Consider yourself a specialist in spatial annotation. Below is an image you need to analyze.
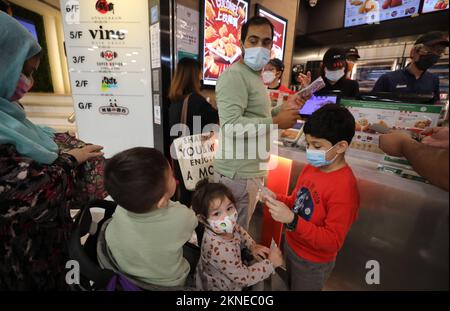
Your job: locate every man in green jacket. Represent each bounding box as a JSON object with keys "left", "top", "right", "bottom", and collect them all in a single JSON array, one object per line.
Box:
[{"left": 214, "top": 16, "right": 308, "bottom": 230}]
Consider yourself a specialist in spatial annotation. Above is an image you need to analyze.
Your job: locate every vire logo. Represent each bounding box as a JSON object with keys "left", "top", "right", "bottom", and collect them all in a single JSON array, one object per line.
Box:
[
  {"left": 99, "top": 98, "right": 129, "bottom": 116},
  {"left": 89, "top": 26, "right": 126, "bottom": 40}
]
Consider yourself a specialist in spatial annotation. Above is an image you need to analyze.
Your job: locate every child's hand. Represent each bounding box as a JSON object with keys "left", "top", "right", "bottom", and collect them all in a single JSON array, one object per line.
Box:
[
  {"left": 257, "top": 187, "right": 276, "bottom": 203},
  {"left": 268, "top": 246, "right": 283, "bottom": 268},
  {"left": 266, "top": 199, "right": 295, "bottom": 224},
  {"left": 251, "top": 244, "right": 270, "bottom": 261}
]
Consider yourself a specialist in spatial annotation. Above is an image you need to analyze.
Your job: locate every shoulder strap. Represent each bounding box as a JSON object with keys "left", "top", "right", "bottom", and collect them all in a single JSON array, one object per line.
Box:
[{"left": 180, "top": 93, "right": 191, "bottom": 126}]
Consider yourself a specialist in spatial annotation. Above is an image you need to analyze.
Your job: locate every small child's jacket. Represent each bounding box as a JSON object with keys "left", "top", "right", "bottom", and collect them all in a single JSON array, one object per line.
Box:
[
  {"left": 278, "top": 164, "right": 360, "bottom": 263},
  {"left": 195, "top": 224, "right": 274, "bottom": 291}
]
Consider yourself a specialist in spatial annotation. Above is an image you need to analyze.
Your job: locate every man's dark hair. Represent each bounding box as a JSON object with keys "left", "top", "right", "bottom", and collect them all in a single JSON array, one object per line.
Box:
[
  {"left": 240, "top": 16, "right": 274, "bottom": 43},
  {"left": 104, "top": 147, "right": 170, "bottom": 213},
  {"left": 304, "top": 104, "right": 356, "bottom": 145}
]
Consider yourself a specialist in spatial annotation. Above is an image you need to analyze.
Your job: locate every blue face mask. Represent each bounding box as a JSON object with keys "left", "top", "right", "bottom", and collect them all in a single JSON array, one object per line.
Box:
[
  {"left": 244, "top": 47, "right": 271, "bottom": 72},
  {"left": 306, "top": 145, "right": 338, "bottom": 168}
]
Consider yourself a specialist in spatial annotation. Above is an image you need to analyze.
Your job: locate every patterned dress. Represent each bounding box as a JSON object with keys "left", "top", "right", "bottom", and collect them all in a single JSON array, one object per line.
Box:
[
  {"left": 0, "top": 132, "right": 106, "bottom": 290},
  {"left": 195, "top": 224, "right": 274, "bottom": 291}
]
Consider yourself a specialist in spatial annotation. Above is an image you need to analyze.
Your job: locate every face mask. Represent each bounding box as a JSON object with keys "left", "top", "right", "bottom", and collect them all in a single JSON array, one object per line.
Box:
[
  {"left": 415, "top": 54, "right": 440, "bottom": 71},
  {"left": 208, "top": 211, "right": 238, "bottom": 234},
  {"left": 10, "top": 74, "right": 33, "bottom": 101},
  {"left": 306, "top": 145, "right": 338, "bottom": 168},
  {"left": 262, "top": 70, "right": 277, "bottom": 85},
  {"left": 244, "top": 47, "right": 271, "bottom": 72},
  {"left": 325, "top": 68, "right": 345, "bottom": 82}
]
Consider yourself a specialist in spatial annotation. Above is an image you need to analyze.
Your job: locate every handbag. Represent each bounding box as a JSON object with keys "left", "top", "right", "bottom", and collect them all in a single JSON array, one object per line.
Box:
[{"left": 173, "top": 94, "right": 216, "bottom": 191}]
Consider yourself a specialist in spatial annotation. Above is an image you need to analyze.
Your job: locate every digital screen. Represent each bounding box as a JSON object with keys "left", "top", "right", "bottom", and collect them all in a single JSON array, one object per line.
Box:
[
  {"left": 256, "top": 5, "right": 288, "bottom": 62},
  {"left": 202, "top": 0, "right": 249, "bottom": 86},
  {"left": 300, "top": 95, "right": 339, "bottom": 116},
  {"left": 15, "top": 16, "right": 39, "bottom": 42},
  {"left": 344, "top": 0, "right": 421, "bottom": 28},
  {"left": 422, "top": 0, "right": 449, "bottom": 13}
]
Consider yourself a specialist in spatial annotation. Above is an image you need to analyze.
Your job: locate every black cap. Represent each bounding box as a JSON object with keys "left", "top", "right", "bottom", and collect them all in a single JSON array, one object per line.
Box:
[
  {"left": 415, "top": 31, "right": 449, "bottom": 47},
  {"left": 345, "top": 47, "right": 360, "bottom": 59},
  {"left": 268, "top": 58, "right": 285, "bottom": 72},
  {"left": 323, "top": 48, "right": 347, "bottom": 70}
]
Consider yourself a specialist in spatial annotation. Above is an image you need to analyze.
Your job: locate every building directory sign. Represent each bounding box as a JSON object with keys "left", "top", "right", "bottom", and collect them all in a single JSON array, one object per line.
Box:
[{"left": 60, "top": 0, "right": 154, "bottom": 157}]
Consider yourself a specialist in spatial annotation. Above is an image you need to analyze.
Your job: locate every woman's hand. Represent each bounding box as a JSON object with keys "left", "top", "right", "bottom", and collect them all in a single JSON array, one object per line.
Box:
[
  {"left": 379, "top": 131, "right": 413, "bottom": 157},
  {"left": 251, "top": 244, "right": 270, "bottom": 261},
  {"left": 421, "top": 127, "right": 449, "bottom": 149},
  {"left": 65, "top": 145, "right": 104, "bottom": 164}
]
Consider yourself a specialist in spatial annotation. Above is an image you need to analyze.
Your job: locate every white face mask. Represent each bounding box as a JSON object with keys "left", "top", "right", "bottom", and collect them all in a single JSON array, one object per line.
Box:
[
  {"left": 243, "top": 47, "right": 271, "bottom": 72},
  {"left": 262, "top": 70, "right": 277, "bottom": 85},
  {"left": 207, "top": 211, "right": 238, "bottom": 234},
  {"left": 325, "top": 68, "right": 345, "bottom": 82}
]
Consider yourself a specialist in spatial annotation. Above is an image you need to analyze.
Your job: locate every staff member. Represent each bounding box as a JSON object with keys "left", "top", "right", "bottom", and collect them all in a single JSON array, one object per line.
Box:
[
  {"left": 345, "top": 47, "right": 360, "bottom": 79},
  {"left": 214, "top": 16, "right": 309, "bottom": 230},
  {"left": 317, "top": 47, "right": 360, "bottom": 98},
  {"left": 373, "top": 31, "right": 449, "bottom": 104}
]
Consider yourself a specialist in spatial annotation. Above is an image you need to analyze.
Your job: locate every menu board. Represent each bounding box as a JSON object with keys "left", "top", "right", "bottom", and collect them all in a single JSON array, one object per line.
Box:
[
  {"left": 341, "top": 99, "right": 442, "bottom": 154},
  {"left": 256, "top": 5, "right": 288, "bottom": 62},
  {"left": 201, "top": 0, "right": 249, "bottom": 86},
  {"left": 422, "top": 0, "right": 449, "bottom": 13},
  {"left": 60, "top": 0, "right": 154, "bottom": 157},
  {"left": 344, "top": 0, "right": 421, "bottom": 28}
]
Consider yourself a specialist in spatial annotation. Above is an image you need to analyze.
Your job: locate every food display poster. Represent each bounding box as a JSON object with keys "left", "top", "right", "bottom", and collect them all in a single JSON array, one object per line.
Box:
[
  {"left": 344, "top": 0, "right": 421, "bottom": 28},
  {"left": 422, "top": 0, "right": 449, "bottom": 13},
  {"left": 60, "top": 0, "right": 154, "bottom": 157},
  {"left": 341, "top": 99, "right": 442, "bottom": 154},
  {"left": 201, "top": 0, "right": 249, "bottom": 86},
  {"left": 256, "top": 5, "right": 288, "bottom": 62}
]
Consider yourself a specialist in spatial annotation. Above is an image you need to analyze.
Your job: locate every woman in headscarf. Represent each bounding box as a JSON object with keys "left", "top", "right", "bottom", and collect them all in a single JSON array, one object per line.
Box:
[{"left": 0, "top": 12, "right": 107, "bottom": 290}]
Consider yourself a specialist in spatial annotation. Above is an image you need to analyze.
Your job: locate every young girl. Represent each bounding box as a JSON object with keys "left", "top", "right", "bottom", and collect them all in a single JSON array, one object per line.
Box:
[{"left": 192, "top": 180, "right": 283, "bottom": 291}]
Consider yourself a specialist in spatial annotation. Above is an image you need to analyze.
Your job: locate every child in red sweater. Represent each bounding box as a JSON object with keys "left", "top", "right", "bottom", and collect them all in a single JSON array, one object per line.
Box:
[{"left": 263, "top": 104, "right": 360, "bottom": 291}]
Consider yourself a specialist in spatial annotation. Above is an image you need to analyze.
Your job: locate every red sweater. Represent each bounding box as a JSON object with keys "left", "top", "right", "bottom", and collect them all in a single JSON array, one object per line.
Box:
[{"left": 277, "top": 164, "right": 360, "bottom": 263}]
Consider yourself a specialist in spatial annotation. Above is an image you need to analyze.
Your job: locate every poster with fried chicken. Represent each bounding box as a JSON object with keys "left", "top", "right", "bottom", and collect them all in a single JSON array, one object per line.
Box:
[
  {"left": 344, "top": 0, "right": 421, "bottom": 28},
  {"left": 422, "top": 0, "right": 449, "bottom": 13},
  {"left": 202, "top": 0, "right": 249, "bottom": 86},
  {"left": 256, "top": 6, "right": 288, "bottom": 62}
]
